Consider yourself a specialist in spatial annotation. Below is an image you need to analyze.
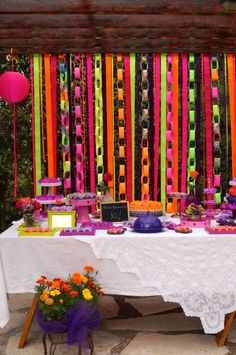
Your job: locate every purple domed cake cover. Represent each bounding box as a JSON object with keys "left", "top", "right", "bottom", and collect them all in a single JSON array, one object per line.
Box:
[{"left": 133, "top": 214, "right": 163, "bottom": 232}]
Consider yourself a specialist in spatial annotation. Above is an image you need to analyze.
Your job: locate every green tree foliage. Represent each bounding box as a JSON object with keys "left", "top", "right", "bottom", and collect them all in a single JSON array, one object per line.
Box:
[{"left": 0, "top": 54, "right": 33, "bottom": 231}]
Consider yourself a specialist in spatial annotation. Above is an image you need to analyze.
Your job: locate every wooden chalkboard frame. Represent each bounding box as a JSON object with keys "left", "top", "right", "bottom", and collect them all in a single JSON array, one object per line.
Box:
[{"left": 100, "top": 202, "right": 129, "bottom": 223}]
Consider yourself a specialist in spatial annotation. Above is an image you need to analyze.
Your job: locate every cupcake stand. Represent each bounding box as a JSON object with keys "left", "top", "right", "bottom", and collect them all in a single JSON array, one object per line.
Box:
[
  {"left": 35, "top": 178, "right": 65, "bottom": 219},
  {"left": 69, "top": 194, "right": 98, "bottom": 223}
]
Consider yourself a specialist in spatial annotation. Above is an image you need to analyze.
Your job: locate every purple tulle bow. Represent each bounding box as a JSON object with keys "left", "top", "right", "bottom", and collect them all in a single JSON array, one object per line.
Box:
[{"left": 36, "top": 302, "right": 103, "bottom": 348}]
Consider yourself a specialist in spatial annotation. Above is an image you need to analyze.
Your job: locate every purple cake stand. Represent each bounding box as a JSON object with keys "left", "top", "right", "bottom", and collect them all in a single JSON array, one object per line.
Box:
[{"left": 69, "top": 198, "right": 97, "bottom": 223}]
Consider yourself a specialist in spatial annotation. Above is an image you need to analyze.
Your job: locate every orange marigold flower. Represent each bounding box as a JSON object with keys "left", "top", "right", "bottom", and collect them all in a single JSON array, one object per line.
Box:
[
  {"left": 189, "top": 171, "right": 199, "bottom": 179},
  {"left": 52, "top": 280, "right": 61, "bottom": 289},
  {"left": 40, "top": 294, "right": 48, "bottom": 301},
  {"left": 46, "top": 281, "right": 52, "bottom": 287},
  {"left": 71, "top": 272, "right": 82, "bottom": 284},
  {"left": 83, "top": 265, "right": 94, "bottom": 273},
  {"left": 70, "top": 290, "right": 78, "bottom": 298},
  {"left": 62, "top": 284, "right": 71, "bottom": 292},
  {"left": 45, "top": 298, "right": 54, "bottom": 305},
  {"left": 40, "top": 275, "right": 47, "bottom": 280},
  {"left": 81, "top": 276, "right": 88, "bottom": 283}
]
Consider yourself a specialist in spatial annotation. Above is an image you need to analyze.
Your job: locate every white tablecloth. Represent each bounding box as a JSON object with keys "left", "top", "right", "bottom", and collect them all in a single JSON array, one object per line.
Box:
[{"left": 1, "top": 221, "right": 236, "bottom": 334}]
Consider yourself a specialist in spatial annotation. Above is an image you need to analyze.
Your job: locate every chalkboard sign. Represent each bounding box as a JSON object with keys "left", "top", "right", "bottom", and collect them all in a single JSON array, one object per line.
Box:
[{"left": 101, "top": 202, "right": 129, "bottom": 222}]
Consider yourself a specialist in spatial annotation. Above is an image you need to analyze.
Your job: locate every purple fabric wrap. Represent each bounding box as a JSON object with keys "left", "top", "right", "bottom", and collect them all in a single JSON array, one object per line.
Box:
[{"left": 36, "top": 302, "right": 103, "bottom": 348}]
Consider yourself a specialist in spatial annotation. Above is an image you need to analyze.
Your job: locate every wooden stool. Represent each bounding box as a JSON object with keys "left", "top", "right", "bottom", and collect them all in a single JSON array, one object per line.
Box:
[{"left": 42, "top": 332, "right": 94, "bottom": 355}]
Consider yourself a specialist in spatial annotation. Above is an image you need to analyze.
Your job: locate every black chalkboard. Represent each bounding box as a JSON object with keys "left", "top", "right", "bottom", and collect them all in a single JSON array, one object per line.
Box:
[{"left": 101, "top": 202, "right": 129, "bottom": 222}]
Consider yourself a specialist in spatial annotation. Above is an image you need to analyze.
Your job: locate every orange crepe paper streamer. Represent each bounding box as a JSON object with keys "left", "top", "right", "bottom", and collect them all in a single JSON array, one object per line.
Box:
[
  {"left": 227, "top": 54, "right": 236, "bottom": 178},
  {"left": 105, "top": 54, "right": 114, "bottom": 199}
]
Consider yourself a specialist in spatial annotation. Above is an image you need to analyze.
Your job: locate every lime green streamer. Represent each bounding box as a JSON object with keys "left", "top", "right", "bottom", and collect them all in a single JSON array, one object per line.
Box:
[
  {"left": 33, "top": 54, "right": 42, "bottom": 195},
  {"left": 160, "top": 54, "right": 166, "bottom": 209},
  {"left": 130, "top": 53, "right": 136, "bottom": 200}
]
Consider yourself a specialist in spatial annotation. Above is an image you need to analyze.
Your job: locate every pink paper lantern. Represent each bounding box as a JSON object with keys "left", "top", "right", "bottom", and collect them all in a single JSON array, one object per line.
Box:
[{"left": 0, "top": 71, "right": 29, "bottom": 103}]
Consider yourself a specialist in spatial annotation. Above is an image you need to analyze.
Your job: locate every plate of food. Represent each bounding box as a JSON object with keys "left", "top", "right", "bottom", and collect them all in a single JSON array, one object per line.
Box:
[{"left": 175, "top": 226, "right": 192, "bottom": 234}]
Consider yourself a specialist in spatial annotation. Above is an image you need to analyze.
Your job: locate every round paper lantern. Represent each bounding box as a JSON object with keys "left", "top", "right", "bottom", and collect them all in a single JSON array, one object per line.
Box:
[{"left": 0, "top": 71, "right": 29, "bottom": 103}]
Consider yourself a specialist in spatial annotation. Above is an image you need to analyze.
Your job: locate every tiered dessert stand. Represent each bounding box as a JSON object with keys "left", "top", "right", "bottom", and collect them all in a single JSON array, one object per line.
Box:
[
  {"left": 221, "top": 179, "right": 236, "bottom": 219},
  {"left": 35, "top": 178, "right": 65, "bottom": 218},
  {"left": 201, "top": 187, "right": 218, "bottom": 219}
]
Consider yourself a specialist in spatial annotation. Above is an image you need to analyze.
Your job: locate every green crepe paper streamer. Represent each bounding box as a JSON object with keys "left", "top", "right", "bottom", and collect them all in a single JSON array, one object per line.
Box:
[
  {"left": 94, "top": 54, "right": 104, "bottom": 187},
  {"left": 33, "top": 54, "right": 42, "bottom": 195},
  {"left": 130, "top": 53, "right": 136, "bottom": 200},
  {"left": 160, "top": 54, "right": 166, "bottom": 209}
]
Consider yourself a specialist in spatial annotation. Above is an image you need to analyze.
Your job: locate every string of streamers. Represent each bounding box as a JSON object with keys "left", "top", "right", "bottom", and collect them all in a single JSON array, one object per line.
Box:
[
  {"left": 86, "top": 55, "right": 96, "bottom": 193},
  {"left": 188, "top": 54, "right": 197, "bottom": 184},
  {"left": 124, "top": 54, "right": 133, "bottom": 201},
  {"left": 153, "top": 54, "right": 160, "bottom": 201},
  {"left": 180, "top": 54, "right": 188, "bottom": 212},
  {"left": 210, "top": 56, "right": 221, "bottom": 203},
  {"left": 130, "top": 54, "right": 136, "bottom": 200},
  {"left": 160, "top": 54, "right": 167, "bottom": 209},
  {"left": 203, "top": 55, "right": 213, "bottom": 183},
  {"left": 30, "top": 55, "right": 36, "bottom": 195},
  {"left": 117, "top": 54, "right": 126, "bottom": 201},
  {"left": 172, "top": 54, "right": 179, "bottom": 212},
  {"left": 140, "top": 54, "right": 150, "bottom": 200},
  {"left": 33, "top": 54, "right": 42, "bottom": 195},
  {"left": 105, "top": 54, "right": 114, "bottom": 199},
  {"left": 94, "top": 54, "right": 104, "bottom": 195},
  {"left": 59, "top": 54, "right": 71, "bottom": 191},
  {"left": 44, "top": 54, "right": 56, "bottom": 180},
  {"left": 74, "top": 55, "right": 85, "bottom": 192},
  {"left": 227, "top": 54, "right": 236, "bottom": 178},
  {"left": 166, "top": 55, "right": 174, "bottom": 212}
]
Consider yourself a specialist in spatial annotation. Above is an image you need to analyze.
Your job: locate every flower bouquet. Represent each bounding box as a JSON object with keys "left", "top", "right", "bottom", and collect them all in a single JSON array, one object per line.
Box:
[
  {"left": 35, "top": 266, "right": 103, "bottom": 347},
  {"left": 16, "top": 197, "right": 41, "bottom": 227}
]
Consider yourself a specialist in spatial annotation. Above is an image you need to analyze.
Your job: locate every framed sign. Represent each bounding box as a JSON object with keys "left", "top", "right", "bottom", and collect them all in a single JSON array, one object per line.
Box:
[
  {"left": 48, "top": 211, "right": 76, "bottom": 230},
  {"left": 101, "top": 202, "right": 129, "bottom": 223}
]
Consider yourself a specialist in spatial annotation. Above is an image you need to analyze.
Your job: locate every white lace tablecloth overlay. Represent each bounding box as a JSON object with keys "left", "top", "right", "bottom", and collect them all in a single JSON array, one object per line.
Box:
[{"left": 80, "top": 233, "right": 236, "bottom": 334}]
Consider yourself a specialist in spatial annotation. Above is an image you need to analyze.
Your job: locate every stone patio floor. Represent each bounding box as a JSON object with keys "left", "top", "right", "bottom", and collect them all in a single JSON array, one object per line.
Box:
[{"left": 1, "top": 293, "right": 236, "bottom": 354}]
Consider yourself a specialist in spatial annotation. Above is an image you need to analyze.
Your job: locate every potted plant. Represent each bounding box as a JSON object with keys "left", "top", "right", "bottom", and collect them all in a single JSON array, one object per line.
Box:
[
  {"left": 185, "top": 203, "right": 205, "bottom": 220},
  {"left": 35, "top": 265, "right": 103, "bottom": 349}
]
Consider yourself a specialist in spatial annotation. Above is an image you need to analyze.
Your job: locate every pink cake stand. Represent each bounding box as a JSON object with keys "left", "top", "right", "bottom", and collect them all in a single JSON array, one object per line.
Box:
[{"left": 69, "top": 198, "right": 97, "bottom": 223}]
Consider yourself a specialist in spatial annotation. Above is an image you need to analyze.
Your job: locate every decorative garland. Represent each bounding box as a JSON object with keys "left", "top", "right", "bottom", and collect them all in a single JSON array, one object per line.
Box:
[
  {"left": 116, "top": 54, "right": 126, "bottom": 201},
  {"left": 210, "top": 56, "right": 221, "bottom": 203},
  {"left": 86, "top": 54, "right": 96, "bottom": 193},
  {"left": 203, "top": 55, "right": 213, "bottom": 183},
  {"left": 180, "top": 54, "right": 188, "bottom": 212},
  {"left": 105, "top": 54, "right": 114, "bottom": 198},
  {"left": 130, "top": 53, "right": 136, "bottom": 200},
  {"left": 188, "top": 54, "right": 196, "bottom": 184},
  {"left": 59, "top": 54, "right": 71, "bottom": 191},
  {"left": 94, "top": 54, "right": 104, "bottom": 195},
  {"left": 33, "top": 54, "right": 42, "bottom": 195},
  {"left": 172, "top": 54, "right": 179, "bottom": 205},
  {"left": 124, "top": 54, "right": 133, "bottom": 201},
  {"left": 160, "top": 54, "right": 167, "bottom": 209},
  {"left": 153, "top": 54, "right": 160, "bottom": 201},
  {"left": 166, "top": 55, "right": 174, "bottom": 212},
  {"left": 227, "top": 54, "right": 236, "bottom": 178},
  {"left": 74, "top": 55, "right": 85, "bottom": 192},
  {"left": 140, "top": 54, "right": 150, "bottom": 200}
]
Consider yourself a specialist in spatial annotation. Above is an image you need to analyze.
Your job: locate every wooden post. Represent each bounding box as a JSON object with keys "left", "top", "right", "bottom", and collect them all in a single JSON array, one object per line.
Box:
[
  {"left": 18, "top": 294, "right": 37, "bottom": 348},
  {"left": 216, "top": 311, "right": 236, "bottom": 347}
]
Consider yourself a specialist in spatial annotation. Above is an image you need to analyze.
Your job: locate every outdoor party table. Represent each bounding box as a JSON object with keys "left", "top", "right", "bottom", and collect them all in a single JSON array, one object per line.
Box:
[{"left": 1, "top": 219, "right": 236, "bottom": 345}]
